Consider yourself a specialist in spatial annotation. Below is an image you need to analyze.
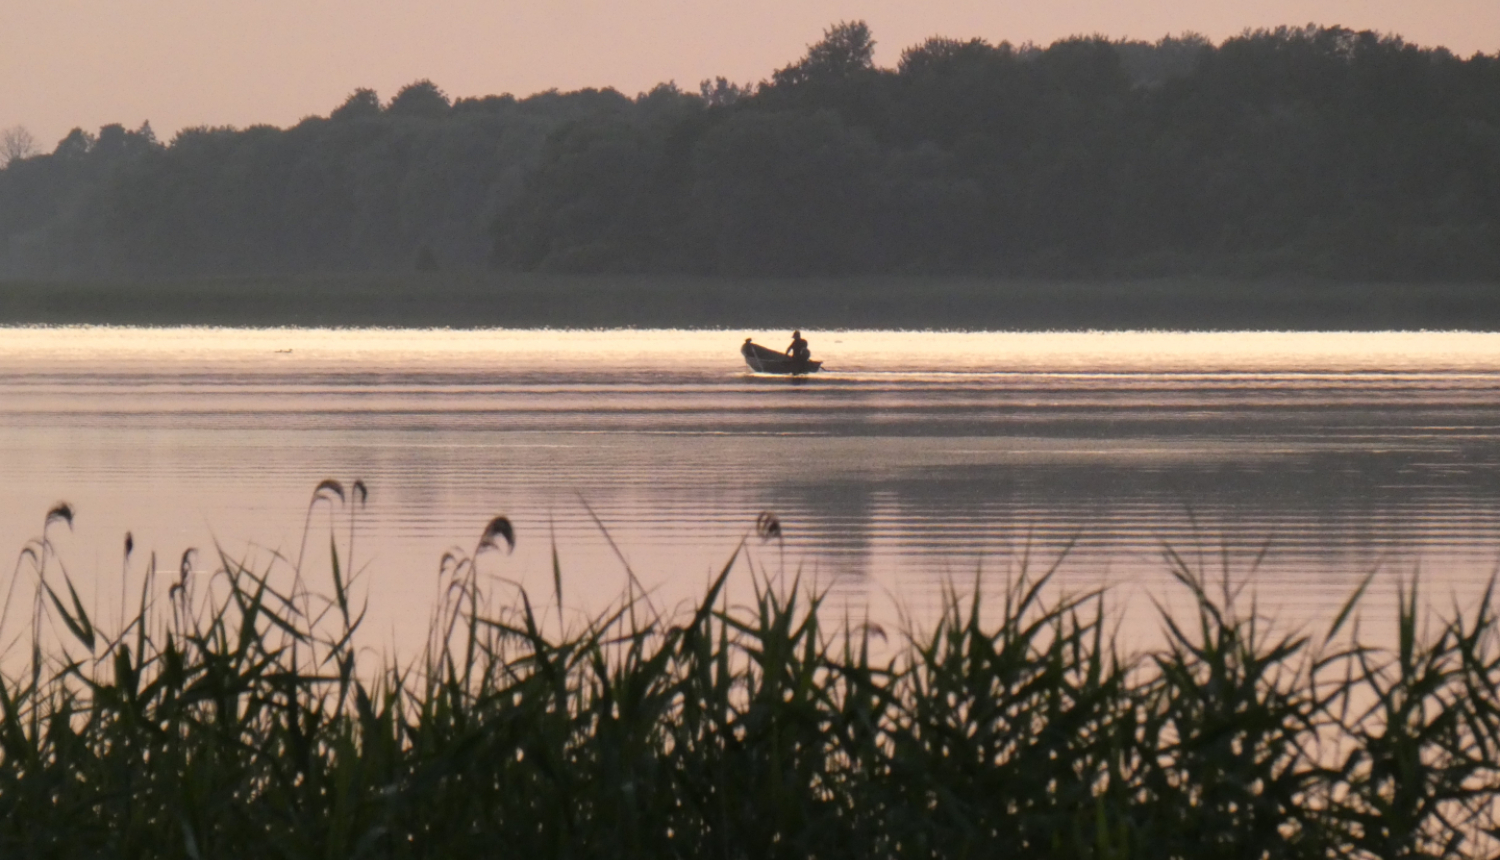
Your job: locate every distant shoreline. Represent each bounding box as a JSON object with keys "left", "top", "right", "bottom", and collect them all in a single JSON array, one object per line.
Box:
[{"left": 3, "top": 273, "right": 1499, "bottom": 331}]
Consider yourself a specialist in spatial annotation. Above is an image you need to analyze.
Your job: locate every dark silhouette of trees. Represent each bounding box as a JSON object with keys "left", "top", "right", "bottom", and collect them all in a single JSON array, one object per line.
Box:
[
  {"left": 415, "top": 244, "right": 439, "bottom": 271},
  {"left": 52, "top": 128, "right": 95, "bottom": 159},
  {"left": 4, "top": 25, "right": 1500, "bottom": 281},
  {"left": 771, "top": 21, "right": 878, "bottom": 88},
  {"left": 1, "top": 126, "right": 37, "bottom": 166},
  {"left": 693, "top": 109, "right": 883, "bottom": 274},
  {"left": 330, "top": 88, "right": 382, "bottom": 121},
  {"left": 387, "top": 80, "right": 451, "bottom": 117},
  {"left": 697, "top": 77, "right": 753, "bottom": 108}
]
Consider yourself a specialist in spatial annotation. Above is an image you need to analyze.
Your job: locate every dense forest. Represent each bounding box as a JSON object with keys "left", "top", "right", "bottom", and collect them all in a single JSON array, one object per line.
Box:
[{"left": 4, "top": 23, "right": 1500, "bottom": 280}]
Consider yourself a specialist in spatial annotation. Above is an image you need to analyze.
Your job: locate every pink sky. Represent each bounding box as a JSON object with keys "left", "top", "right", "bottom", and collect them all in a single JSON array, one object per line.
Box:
[{"left": 3, "top": 0, "right": 1498, "bottom": 150}]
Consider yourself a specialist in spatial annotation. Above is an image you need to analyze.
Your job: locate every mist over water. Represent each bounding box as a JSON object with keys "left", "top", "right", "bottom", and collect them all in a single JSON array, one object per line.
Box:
[{"left": 3, "top": 326, "right": 1500, "bottom": 650}]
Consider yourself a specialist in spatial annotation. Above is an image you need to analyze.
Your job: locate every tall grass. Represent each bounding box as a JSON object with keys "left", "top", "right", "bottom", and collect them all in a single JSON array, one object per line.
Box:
[{"left": 3, "top": 484, "right": 1500, "bottom": 858}]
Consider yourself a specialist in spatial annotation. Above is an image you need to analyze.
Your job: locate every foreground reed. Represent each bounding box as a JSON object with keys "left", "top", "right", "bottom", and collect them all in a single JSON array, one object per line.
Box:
[{"left": 3, "top": 486, "right": 1500, "bottom": 859}]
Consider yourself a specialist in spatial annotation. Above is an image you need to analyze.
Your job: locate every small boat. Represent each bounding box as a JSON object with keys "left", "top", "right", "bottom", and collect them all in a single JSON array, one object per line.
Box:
[{"left": 741, "top": 338, "right": 822, "bottom": 374}]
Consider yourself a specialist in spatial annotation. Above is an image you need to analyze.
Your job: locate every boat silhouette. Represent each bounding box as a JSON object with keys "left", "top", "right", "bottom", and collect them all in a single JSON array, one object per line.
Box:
[{"left": 741, "top": 338, "right": 822, "bottom": 375}]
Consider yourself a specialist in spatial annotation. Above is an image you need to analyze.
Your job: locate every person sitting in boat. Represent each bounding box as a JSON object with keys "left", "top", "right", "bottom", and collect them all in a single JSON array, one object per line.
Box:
[{"left": 785, "top": 330, "right": 811, "bottom": 363}]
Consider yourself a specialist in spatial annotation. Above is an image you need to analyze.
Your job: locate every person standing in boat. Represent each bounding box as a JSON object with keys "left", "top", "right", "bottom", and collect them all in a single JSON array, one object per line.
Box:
[{"left": 785, "top": 330, "right": 811, "bottom": 364}]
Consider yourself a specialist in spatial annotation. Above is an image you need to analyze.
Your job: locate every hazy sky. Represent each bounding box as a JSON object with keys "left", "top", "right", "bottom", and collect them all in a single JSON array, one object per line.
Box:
[{"left": 4, "top": 0, "right": 1499, "bottom": 149}]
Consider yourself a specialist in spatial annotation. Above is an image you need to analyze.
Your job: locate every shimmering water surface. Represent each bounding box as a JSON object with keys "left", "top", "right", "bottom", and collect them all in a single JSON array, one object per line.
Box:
[{"left": 4, "top": 327, "right": 1500, "bottom": 648}]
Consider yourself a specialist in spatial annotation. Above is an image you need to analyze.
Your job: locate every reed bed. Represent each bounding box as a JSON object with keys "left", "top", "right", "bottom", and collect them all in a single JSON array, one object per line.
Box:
[{"left": 3, "top": 484, "right": 1500, "bottom": 859}]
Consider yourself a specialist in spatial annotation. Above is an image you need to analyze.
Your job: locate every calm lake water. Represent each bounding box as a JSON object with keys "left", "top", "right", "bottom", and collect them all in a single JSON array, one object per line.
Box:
[{"left": 4, "top": 326, "right": 1500, "bottom": 650}]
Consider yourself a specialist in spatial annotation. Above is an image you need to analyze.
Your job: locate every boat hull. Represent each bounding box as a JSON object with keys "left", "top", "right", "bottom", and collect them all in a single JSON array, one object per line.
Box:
[{"left": 741, "top": 340, "right": 822, "bottom": 375}]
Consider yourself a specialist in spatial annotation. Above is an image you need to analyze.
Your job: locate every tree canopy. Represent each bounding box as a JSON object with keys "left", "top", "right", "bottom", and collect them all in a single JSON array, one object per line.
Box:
[{"left": 4, "top": 23, "right": 1500, "bottom": 280}]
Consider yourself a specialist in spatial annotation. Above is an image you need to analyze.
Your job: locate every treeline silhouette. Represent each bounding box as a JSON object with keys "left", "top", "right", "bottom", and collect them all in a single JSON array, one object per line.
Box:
[{"left": 4, "top": 22, "right": 1500, "bottom": 280}]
